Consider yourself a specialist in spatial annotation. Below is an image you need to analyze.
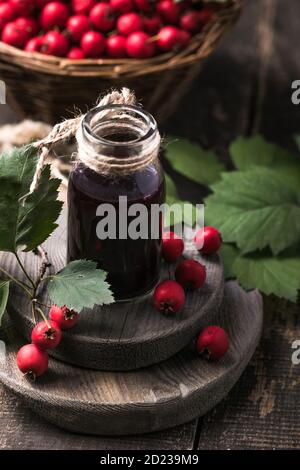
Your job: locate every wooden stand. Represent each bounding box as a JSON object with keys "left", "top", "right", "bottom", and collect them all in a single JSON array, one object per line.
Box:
[
  {"left": 1, "top": 214, "right": 224, "bottom": 371},
  {"left": 0, "top": 282, "right": 262, "bottom": 435},
  {"left": 0, "top": 214, "right": 263, "bottom": 435}
]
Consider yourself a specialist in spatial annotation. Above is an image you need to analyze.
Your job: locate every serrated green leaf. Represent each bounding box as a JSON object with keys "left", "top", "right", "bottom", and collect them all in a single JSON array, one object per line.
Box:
[
  {"left": 230, "top": 136, "right": 300, "bottom": 194},
  {"left": 47, "top": 260, "right": 114, "bottom": 312},
  {"left": 205, "top": 167, "right": 300, "bottom": 255},
  {"left": 165, "top": 137, "right": 225, "bottom": 186},
  {"left": 0, "top": 280, "right": 9, "bottom": 326},
  {"left": 219, "top": 243, "right": 300, "bottom": 302},
  {"left": 233, "top": 249, "right": 300, "bottom": 302},
  {"left": 17, "top": 165, "right": 62, "bottom": 251},
  {"left": 0, "top": 145, "right": 62, "bottom": 252}
]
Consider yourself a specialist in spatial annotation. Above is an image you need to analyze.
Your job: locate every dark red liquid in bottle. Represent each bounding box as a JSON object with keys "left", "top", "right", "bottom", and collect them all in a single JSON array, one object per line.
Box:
[{"left": 67, "top": 162, "right": 165, "bottom": 300}]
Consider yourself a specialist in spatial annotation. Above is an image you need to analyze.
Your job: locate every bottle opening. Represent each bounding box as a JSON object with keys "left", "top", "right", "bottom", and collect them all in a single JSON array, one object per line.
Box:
[{"left": 82, "top": 104, "right": 157, "bottom": 148}]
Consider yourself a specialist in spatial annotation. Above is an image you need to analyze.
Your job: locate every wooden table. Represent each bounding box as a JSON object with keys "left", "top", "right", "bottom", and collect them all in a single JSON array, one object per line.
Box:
[{"left": 0, "top": 0, "right": 300, "bottom": 450}]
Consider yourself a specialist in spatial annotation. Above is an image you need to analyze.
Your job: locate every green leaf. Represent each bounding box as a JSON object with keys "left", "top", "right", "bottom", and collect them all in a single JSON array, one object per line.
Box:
[
  {"left": 47, "top": 260, "right": 114, "bottom": 312},
  {"left": 165, "top": 137, "right": 225, "bottom": 186},
  {"left": 233, "top": 249, "right": 300, "bottom": 302},
  {"left": 0, "top": 280, "right": 10, "bottom": 326},
  {"left": 205, "top": 167, "right": 300, "bottom": 255},
  {"left": 219, "top": 243, "right": 300, "bottom": 302},
  {"left": 230, "top": 136, "right": 300, "bottom": 194},
  {"left": 0, "top": 145, "right": 62, "bottom": 252},
  {"left": 17, "top": 165, "right": 62, "bottom": 252}
]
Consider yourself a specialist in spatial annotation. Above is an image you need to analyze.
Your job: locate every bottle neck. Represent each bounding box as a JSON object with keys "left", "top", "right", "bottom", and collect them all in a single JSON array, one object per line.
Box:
[{"left": 77, "top": 104, "right": 160, "bottom": 175}]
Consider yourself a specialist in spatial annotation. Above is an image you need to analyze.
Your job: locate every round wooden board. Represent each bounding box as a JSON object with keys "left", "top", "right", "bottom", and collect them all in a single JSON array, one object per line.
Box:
[
  {"left": 1, "top": 211, "right": 224, "bottom": 371},
  {"left": 0, "top": 282, "right": 263, "bottom": 436}
]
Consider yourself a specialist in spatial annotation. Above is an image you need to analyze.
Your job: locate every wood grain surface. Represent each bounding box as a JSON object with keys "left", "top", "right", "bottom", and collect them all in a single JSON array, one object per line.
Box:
[
  {"left": 0, "top": 282, "right": 262, "bottom": 435},
  {"left": 2, "top": 210, "right": 224, "bottom": 371}
]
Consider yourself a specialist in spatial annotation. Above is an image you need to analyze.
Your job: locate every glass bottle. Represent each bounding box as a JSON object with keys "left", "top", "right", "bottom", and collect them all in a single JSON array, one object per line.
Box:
[{"left": 67, "top": 104, "right": 165, "bottom": 301}]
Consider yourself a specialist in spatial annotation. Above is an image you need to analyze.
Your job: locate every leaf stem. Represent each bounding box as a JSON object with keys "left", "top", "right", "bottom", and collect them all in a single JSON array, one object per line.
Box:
[
  {"left": 0, "top": 266, "right": 32, "bottom": 297},
  {"left": 35, "top": 305, "right": 51, "bottom": 328},
  {"left": 31, "top": 303, "right": 37, "bottom": 324},
  {"left": 14, "top": 252, "right": 36, "bottom": 289}
]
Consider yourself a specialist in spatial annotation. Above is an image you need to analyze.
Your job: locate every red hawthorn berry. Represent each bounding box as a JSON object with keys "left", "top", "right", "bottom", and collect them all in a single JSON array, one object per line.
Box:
[
  {"left": 194, "top": 226, "right": 222, "bottom": 254},
  {"left": 9, "top": 0, "right": 36, "bottom": 18},
  {"left": 154, "top": 280, "right": 185, "bottom": 314},
  {"left": 106, "top": 34, "right": 127, "bottom": 58},
  {"left": 175, "top": 259, "right": 206, "bottom": 290},
  {"left": 0, "top": 3, "right": 16, "bottom": 24},
  {"left": 40, "top": 2, "right": 69, "bottom": 31},
  {"left": 14, "top": 17, "right": 39, "bottom": 41},
  {"left": 41, "top": 30, "right": 69, "bottom": 57},
  {"left": 31, "top": 320, "right": 62, "bottom": 350},
  {"left": 178, "top": 29, "right": 190, "bottom": 48},
  {"left": 196, "top": 326, "right": 229, "bottom": 360},
  {"left": 143, "top": 14, "right": 161, "bottom": 35},
  {"left": 16, "top": 344, "right": 49, "bottom": 379},
  {"left": 110, "top": 0, "right": 133, "bottom": 14},
  {"left": 80, "top": 30, "right": 106, "bottom": 57},
  {"left": 126, "top": 31, "right": 155, "bottom": 58},
  {"left": 36, "top": 0, "right": 53, "bottom": 8},
  {"left": 198, "top": 6, "right": 213, "bottom": 27},
  {"left": 71, "top": 0, "right": 96, "bottom": 15},
  {"left": 161, "top": 231, "right": 184, "bottom": 262},
  {"left": 67, "top": 46, "right": 85, "bottom": 59},
  {"left": 1, "top": 21, "right": 28, "bottom": 48},
  {"left": 180, "top": 10, "right": 203, "bottom": 33},
  {"left": 117, "top": 12, "right": 143, "bottom": 36},
  {"left": 89, "top": 3, "right": 115, "bottom": 32},
  {"left": 157, "top": 25, "right": 181, "bottom": 51},
  {"left": 66, "top": 14, "right": 90, "bottom": 42},
  {"left": 134, "top": 0, "right": 154, "bottom": 14},
  {"left": 157, "top": 0, "right": 181, "bottom": 25},
  {"left": 25, "top": 35, "right": 43, "bottom": 52},
  {"left": 49, "top": 305, "right": 79, "bottom": 330}
]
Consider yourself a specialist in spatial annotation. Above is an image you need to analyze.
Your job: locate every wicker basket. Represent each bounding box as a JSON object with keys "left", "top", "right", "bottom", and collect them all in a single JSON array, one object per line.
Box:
[{"left": 0, "top": 1, "right": 243, "bottom": 124}]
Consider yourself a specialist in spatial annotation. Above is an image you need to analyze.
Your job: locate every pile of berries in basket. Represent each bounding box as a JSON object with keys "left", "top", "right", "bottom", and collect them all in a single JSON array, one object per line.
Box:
[{"left": 0, "top": 0, "right": 215, "bottom": 59}]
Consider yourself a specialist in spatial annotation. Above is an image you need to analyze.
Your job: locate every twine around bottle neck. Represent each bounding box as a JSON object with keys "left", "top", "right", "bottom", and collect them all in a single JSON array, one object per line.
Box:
[
  {"left": 29, "top": 88, "right": 160, "bottom": 194},
  {"left": 76, "top": 105, "right": 160, "bottom": 176}
]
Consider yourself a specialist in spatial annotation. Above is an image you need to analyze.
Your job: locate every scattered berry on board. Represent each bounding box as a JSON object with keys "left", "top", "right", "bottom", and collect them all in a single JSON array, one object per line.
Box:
[
  {"left": 161, "top": 230, "right": 184, "bottom": 262},
  {"left": 175, "top": 259, "right": 206, "bottom": 290},
  {"left": 0, "top": 0, "right": 215, "bottom": 58},
  {"left": 196, "top": 325, "right": 229, "bottom": 360},
  {"left": 154, "top": 280, "right": 185, "bottom": 315}
]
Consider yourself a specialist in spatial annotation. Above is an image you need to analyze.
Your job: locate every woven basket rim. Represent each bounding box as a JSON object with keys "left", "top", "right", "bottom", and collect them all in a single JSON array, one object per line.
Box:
[{"left": 0, "top": 0, "right": 243, "bottom": 78}]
